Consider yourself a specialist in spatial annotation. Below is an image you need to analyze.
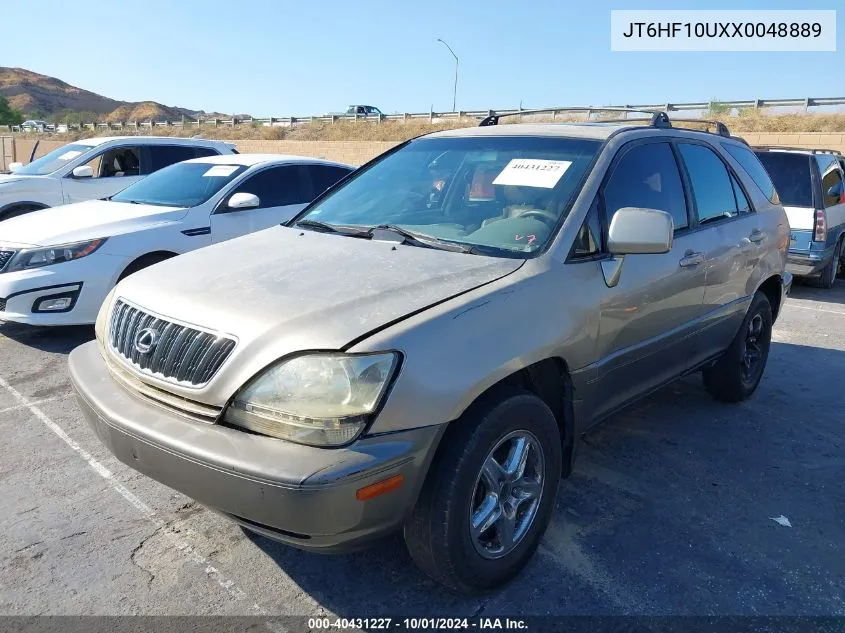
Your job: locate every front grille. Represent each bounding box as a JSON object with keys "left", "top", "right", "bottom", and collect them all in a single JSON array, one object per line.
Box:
[
  {"left": 108, "top": 299, "right": 237, "bottom": 387},
  {"left": 0, "top": 249, "right": 15, "bottom": 272},
  {"left": 0, "top": 297, "right": 5, "bottom": 312}
]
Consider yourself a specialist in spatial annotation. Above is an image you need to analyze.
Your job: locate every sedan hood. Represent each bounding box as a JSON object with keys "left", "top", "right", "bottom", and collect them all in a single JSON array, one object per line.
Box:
[
  {"left": 115, "top": 226, "right": 523, "bottom": 400},
  {"left": 0, "top": 200, "right": 186, "bottom": 247}
]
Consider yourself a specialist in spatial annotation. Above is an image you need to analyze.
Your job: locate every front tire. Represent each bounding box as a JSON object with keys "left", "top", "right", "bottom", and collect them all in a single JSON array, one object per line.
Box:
[
  {"left": 702, "top": 291, "right": 772, "bottom": 403},
  {"left": 404, "top": 389, "right": 562, "bottom": 594}
]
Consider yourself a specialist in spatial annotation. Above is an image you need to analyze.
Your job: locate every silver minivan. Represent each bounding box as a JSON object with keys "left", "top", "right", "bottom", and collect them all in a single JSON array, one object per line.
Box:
[{"left": 70, "top": 112, "right": 791, "bottom": 593}]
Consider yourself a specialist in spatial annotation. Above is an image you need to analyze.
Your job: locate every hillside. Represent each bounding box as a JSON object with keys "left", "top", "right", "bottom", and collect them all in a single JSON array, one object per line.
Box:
[{"left": 0, "top": 67, "right": 224, "bottom": 122}]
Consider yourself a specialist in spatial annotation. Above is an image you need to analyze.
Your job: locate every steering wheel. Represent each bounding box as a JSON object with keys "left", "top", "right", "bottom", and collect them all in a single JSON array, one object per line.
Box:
[{"left": 518, "top": 209, "right": 560, "bottom": 225}]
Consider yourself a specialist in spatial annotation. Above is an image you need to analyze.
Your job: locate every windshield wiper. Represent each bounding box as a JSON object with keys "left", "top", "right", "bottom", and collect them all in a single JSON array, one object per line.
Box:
[
  {"left": 294, "top": 219, "right": 371, "bottom": 236},
  {"left": 367, "top": 224, "right": 473, "bottom": 253}
]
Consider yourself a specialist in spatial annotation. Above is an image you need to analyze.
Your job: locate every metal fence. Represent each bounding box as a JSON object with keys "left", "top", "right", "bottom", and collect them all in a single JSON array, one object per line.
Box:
[{"left": 4, "top": 96, "right": 845, "bottom": 134}]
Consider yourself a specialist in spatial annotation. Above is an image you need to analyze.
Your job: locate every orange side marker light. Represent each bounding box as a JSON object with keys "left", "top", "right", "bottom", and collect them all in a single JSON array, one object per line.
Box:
[{"left": 356, "top": 474, "right": 404, "bottom": 501}]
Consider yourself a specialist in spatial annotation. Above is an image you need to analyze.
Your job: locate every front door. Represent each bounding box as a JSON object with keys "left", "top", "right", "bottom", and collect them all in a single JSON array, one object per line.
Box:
[
  {"left": 210, "top": 165, "right": 311, "bottom": 243},
  {"left": 584, "top": 140, "right": 706, "bottom": 421},
  {"left": 61, "top": 144, "right": 144, "bottom": 203}
]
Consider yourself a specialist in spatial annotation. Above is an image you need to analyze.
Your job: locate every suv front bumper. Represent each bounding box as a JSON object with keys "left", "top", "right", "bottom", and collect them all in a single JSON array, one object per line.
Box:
[{"left": 69, "top": 341, "right": 444, "bottom": 553}]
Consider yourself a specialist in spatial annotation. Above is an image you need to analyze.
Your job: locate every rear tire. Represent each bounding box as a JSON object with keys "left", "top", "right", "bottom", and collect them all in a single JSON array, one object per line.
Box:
[
  {"left": 702, "top": 291, "right": 772, "bottom": 403},
  {"left": 811, "top": 240, "right": 841, "bottom": 289},
  {"left": 404, "top": 388, "right": 562, "bottom": 594}
]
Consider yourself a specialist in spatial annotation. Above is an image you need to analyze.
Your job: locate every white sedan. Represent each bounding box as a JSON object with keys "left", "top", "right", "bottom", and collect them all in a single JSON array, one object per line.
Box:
[{"left": 0, "top": 154, "right": 352, "bottom": 326}]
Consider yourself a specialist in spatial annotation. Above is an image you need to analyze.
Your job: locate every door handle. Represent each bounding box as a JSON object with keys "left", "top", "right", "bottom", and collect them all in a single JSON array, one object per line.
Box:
[
  {"left": 679, "top": 251, "right": 704, "bottom": 267},
  {"left": 748, "top": 230, "right": 766, "bottom": 243}
]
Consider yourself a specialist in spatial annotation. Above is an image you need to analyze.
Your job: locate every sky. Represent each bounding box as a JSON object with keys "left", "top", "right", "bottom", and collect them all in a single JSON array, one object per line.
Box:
[{"left": 4, "top": 0, "right": 842, "bottom": 117}]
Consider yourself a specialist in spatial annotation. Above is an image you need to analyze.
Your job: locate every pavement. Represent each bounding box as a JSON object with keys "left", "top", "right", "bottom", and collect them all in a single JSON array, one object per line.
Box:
[{"left": 1, "top": 281, "right": 844, "bottom": 619}]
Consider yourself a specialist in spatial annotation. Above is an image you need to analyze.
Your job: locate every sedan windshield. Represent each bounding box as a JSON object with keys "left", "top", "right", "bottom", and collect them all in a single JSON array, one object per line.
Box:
[
  {"left": 296, "top": 135, "right": 601, "bottom": 256},
  {"left": 15, "top": 144, "right": 95, "bottom": 176},
  {"left": 111, "top": 162, "right": 248, "bottom": 207}
]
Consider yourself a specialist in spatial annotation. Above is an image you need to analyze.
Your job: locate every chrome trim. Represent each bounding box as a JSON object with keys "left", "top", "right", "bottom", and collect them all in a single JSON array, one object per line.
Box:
[{"left": 107, "top": 298, "right": 237, "bottom": 388}]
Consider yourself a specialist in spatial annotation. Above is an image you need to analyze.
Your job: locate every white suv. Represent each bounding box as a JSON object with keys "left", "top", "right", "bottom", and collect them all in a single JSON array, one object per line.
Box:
[{"left": 0, "top": 136, "right": 237, "bottom": 221}]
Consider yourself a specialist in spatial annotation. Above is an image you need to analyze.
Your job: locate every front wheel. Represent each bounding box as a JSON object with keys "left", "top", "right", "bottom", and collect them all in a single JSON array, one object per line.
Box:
[
  {"left": 404, "top": 389, "right": 562, "bottom": 594},
  {"left": 702, "top": 291, "right": 772, "bottom": 403}
]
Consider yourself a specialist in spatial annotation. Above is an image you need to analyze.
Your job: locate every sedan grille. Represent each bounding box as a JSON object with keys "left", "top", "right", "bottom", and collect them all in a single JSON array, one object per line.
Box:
[
  {"left": 0, "top": 249, "right": 15, "bottom": 272},
  {"left": 108, "top": 299, "right": 236, "bottom": 387},
  {"left": 0, "top": 298, "right": 5, "bottom": 312}
]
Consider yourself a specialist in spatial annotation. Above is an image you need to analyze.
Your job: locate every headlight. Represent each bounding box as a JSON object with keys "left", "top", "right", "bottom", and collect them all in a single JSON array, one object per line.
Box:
[
  {"left": 224, "top": 352, "right": 400, "bottom": 447},
  {"left": 6, "top": 238, "right": 107, "bottom": 272}
]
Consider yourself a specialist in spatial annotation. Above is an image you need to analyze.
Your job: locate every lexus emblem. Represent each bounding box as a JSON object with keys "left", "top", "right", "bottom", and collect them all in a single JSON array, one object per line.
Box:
[{"left": 134, "top": 328, "right": 160, "bottom": 355}]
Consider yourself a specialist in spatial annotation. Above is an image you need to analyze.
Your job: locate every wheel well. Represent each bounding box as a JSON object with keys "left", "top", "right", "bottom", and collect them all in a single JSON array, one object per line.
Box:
[
  {"left": 758, "top": 275, "right": 783, "bottom": 321},
  {"left": 0, "top": 202, "right": 49, "bottom": 220},
  {"left": 465, "top": 358, "right": 575, "bottom": 477},
  {"left": 118, "top": 251, "right": 178, "bottom": 281}
]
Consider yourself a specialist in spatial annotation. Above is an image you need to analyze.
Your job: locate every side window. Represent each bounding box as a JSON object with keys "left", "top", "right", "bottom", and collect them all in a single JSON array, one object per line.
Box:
[
  {"left": 817, "top": 155, "right": 844, "bottom": 208},
  {"left": 228, "top": 166, "right": 309, "bottom": 209},
  {"left": 193, "top": 147, "right": 219, "bottom": 159},
  {"left": 145, "top": 146, "right": 202, "bottom": 174},
  {"left": 82, "top": 146, "right": 141, "bottom": 178},
  {"left": 731, "top": 173, "right": 751, "bottom": 214},
  {"left": 722, "top": 143, "right": 779, "bottom": 205},
  {"left": 308, "top": 165, "right": 352, "bottom": 198},
  {"left": 603, "top": 142, "right": 688, "bottom": 232},
  {"left": 570, "top": 198, "right": 603, "bottom": 259},
  {"left": 678, "top": 143, "right": 739, "bottom": 224}
]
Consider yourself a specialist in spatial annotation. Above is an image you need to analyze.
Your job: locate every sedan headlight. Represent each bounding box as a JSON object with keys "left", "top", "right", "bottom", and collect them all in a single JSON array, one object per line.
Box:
[
  {"left": 224, "top": 352, "right": 400, "bottom": 447},
  {"left": 6, "top": 238, "right": 107, "bottom": 272}
]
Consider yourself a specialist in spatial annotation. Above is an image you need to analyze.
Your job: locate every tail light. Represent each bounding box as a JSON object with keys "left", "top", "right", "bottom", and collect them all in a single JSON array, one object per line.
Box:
[{"left": 814, "top": 209, "right": 827, "bottom": 242}]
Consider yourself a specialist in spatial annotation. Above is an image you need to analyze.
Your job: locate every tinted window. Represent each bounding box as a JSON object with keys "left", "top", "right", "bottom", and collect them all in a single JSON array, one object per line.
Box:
[
  {"left": 723, "top": 144, "right": 779, "bottom": 204},
  {"left": 230, "top": 166, "right": 310, "bottom": 208},
  {"left": 817, "top": 155, "right": 844, "bottom": 208},
  {"left": 755, "top": 152, "right": 813, "bottom": 207},
  {"left": 678, "top": 143, "right": 739, "bottom": 223},
  {"left": 146, "top": 146, "right": 202, "bottom": 173},
  {"left": 570, "top": 198, "right": 602, "bottom": 258},
  {"left": 194, "top": 147, "right": 220, "bottom": 159},
  {"left": 731, "top": 173, "right": 751, "bottom": 214},
  {"left": 603, "top": 142, "right": 688, "bottom": 232},
  {"left": 308, "top": 165, "right": 352, "bottom": 197}
]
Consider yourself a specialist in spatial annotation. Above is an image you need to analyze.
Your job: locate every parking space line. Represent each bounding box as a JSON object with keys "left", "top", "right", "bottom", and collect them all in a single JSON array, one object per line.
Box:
[
  {"left": 0, "top": 394, "right": 69, "bottom": 415},
  {"left": 0, "top": 374, "right": 268, "bottom": 616},
  {"left": 787, "top": 304, "right": 845, "bottom": 316}
]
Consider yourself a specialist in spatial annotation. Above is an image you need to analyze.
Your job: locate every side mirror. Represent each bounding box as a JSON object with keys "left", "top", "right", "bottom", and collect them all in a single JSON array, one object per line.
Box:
[
  {"left": 8, "top": 162, "right": 22, "bottom": 173},
  {"left": 607, "top": 207, "right": 674, "bottom": 255},
  {"left": 71, "top": 165, "right": 93, "bottom": 179},
  {"left": 227, "top": 192, "right": 260, "bottom": 210}
]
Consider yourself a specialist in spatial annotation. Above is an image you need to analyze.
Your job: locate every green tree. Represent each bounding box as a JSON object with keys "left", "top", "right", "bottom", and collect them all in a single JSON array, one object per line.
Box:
[{"left": 0, "top": 95, "right": 24, "bottom": 125}]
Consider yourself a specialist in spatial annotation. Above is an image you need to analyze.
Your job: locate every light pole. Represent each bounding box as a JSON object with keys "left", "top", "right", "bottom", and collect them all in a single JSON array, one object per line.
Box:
[{"left": 437, "top": 38, "right": 458, "bottom": 112}]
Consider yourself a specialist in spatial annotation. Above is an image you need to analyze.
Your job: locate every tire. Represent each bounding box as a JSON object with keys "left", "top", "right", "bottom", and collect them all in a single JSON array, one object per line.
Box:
[
  {"left": 404, "top": 388, "right": 562, "bottom": 594},
  {"left": 810, "top": 240, "right": 841, "bottom": 289},
  {"left": 117, "top": 253, "right": 175, "bottom": 282},
  {"left": 0, "top": 205, "right": 44, "bottom": 222},
  {"left": 702, "top": 291, "right": 773, "bottom": 403}
]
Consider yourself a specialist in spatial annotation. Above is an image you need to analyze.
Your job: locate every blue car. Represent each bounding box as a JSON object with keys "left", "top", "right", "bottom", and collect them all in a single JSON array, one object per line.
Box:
[{"left": 754, "top": 147, "right": 845, "bottom": 289}]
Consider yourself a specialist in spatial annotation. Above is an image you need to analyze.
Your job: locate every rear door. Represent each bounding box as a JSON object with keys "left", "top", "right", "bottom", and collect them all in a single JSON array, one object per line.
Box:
[
  {"left": 210, "top": 165, "right": 313, "bottom": 243},
  {"left": 142, "top": 145, "right": 214, "bottom": 175},
  {"left": 674, "top": 141, "right": 760, "bottom": 365},
  {"left": 585, "top": 140, "right": 707, "bottom": 421}
]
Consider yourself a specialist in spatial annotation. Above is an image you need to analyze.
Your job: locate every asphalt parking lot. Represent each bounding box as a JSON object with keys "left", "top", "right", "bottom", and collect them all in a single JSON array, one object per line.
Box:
[{"left": 1, "top": 282, "right": 844, "bottom": 619}]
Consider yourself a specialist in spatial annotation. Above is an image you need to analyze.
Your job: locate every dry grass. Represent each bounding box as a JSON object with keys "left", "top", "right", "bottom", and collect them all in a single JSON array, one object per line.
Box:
[{"left": 14, "top": 111, "right": 845, "bottom": 143}]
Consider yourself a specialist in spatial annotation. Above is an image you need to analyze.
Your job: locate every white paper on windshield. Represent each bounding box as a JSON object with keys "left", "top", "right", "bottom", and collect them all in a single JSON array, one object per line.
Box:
[
  {"left": 202, "top": 165, "right": 239, "bottom": 177},
  {"left": 492, "top": 159, "right": 573, "bottom": 188},
  {"left": 58, "top": 150, "right": 82, "bottom": 161}
]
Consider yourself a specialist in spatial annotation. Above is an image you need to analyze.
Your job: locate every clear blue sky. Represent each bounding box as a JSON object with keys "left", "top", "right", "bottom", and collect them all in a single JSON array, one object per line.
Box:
[{"left": 5, "top": 0, "right": 841, "bottom": 116}]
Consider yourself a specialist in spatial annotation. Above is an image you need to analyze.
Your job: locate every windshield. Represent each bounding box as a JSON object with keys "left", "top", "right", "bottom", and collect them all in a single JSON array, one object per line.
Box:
[
  {"left": 754, "top": 152, "right": 813, "bottom": 207},
  {"left": 111, "top": 162, "right": 248, "bottom": 207},
  {"left": 296, "top": 136, "right": 601, "bottom": 257},
  {"left": 15, "top": 144, "right": 94, "bottom": 176}
]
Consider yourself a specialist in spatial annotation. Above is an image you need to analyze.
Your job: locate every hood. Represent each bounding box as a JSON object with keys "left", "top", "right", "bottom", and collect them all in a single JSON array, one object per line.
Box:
[
  {"left": 115, "top": 226, "right": 523, "bottom": 400},
  {"left": 0, "top": 200, "right": 186, "bottom": 247}
]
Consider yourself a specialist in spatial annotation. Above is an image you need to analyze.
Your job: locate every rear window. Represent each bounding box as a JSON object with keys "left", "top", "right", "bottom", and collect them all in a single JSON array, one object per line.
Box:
[
  {"left": 754, "top": 152, "right": 813, "bottom": 208},
  {"left": 722, "top": 143, "right": 779, "bottom": 205}
]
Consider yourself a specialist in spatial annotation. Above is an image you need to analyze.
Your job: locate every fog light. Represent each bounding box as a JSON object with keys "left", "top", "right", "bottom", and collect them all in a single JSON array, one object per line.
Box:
[{"left": 37, "top": 297, "right": 73, "bottom": 312}]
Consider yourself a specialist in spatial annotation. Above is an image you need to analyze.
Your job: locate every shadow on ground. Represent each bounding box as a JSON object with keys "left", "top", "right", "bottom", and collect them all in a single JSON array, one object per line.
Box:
[
  {"left": 0, "top": 322, "right": 94, "bottom": 354},
  {"left": 247, "top": 341, "right": 845, "bottom": 617}
]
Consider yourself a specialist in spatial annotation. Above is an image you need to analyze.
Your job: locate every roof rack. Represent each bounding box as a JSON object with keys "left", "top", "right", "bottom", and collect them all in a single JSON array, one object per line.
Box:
[
  {"left": 477, "top": 108, "right": 731, "bottom": 137},
  {"left": 752, "top": 146, "right": 842, "bottom": 156}
]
